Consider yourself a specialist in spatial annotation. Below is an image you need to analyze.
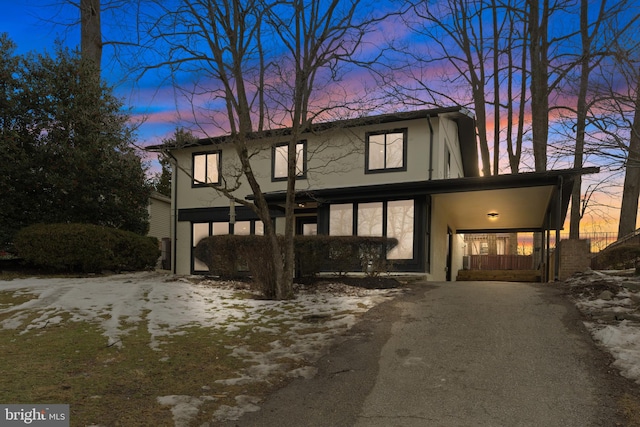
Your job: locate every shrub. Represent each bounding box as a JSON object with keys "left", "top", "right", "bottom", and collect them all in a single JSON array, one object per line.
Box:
[
  {"left": 193, "top": 235, "right": 243, "bottom": 278},
  {"left": 296, "top": 235, "right": 398, "bottom": 276},
  {"left": 593, "top": 245, "right": 640, "bottom": 270},
  {"left": 15, "top": 223, "right": 159, "bottom": 273},
  {"left": 195, "top": 234, "right": 398, "bottom": 284},
  {"left": 194, "top": 235, "right": 281, "bottom": 297}
]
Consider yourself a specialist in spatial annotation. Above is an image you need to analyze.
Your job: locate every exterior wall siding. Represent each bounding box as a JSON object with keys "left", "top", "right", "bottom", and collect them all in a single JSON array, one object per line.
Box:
[
  {"left": 148, "top": 193, "right": 171, "bottom": 240},
  {"left": 169, "top": 114, "right": 468, "bottom": 276}
]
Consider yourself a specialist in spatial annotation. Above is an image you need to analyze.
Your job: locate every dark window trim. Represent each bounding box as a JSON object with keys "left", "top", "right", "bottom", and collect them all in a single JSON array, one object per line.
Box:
[
  {"left": 271, "top": 140, "right": 307, "bottom": 182},
  {"left": 192, "top": 150, "right": 222, "bottom": 187},
  {"left": 322, "top": 196, "right": 426, "bottom": 272},
  {"left": 364, "top": 128, "right": 408, "bottom": 174}
]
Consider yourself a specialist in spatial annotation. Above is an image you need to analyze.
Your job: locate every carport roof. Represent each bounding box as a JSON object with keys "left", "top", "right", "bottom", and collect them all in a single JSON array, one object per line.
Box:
[{"left": 256, "top": 167, "right": 600, "bottom": 233}]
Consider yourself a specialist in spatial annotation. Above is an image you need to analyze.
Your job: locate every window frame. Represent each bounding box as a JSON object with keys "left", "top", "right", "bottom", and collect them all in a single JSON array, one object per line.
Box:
[
  {"left": 364, "top": 128, "right": 408, "bottom": 174},
  {"left": 324, "top": 197, "right": 425, "bottom": 271},
  {"left": 271, "top": 140, "right": 307, "bottom": 182},
  {"left": 192, "top": 150, "right": 221, "bottom": 187}
]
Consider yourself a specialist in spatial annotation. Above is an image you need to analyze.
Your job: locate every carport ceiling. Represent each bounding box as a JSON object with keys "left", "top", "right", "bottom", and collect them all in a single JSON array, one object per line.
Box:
[{"left": 433, "top": 186, "right": 555, "bottom": 233}]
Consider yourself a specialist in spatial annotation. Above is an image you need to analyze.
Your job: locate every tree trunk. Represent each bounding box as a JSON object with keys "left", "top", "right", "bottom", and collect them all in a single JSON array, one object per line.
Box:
[
  {"left": 617, "top": 75, "right": 640, "bottom": 239},
  {"left": 528, "top": 0, "right": 549, "bottom": 173},
  {"left": 569, "top": 0, "right": 591, "bottom": 239},
  {"left": 80, "top": 0, "right": 102, "bottom": 69}
]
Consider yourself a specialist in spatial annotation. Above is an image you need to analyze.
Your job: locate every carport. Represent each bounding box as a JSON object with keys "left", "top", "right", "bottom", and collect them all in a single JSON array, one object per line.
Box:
[{"left": 428, "top": 167, "right": 600, "bottom": 281}]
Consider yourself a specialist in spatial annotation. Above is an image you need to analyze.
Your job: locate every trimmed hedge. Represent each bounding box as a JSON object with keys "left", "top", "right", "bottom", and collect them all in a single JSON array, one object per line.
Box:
[
  {"left": 194, "top": 235, "right": 280, "bottom": 297},
  {"left": 15, "top": 223, "right": 160, "bottom": 273},
  {"left": 194, "top": 234, "right": 398, "bottom": 282}
]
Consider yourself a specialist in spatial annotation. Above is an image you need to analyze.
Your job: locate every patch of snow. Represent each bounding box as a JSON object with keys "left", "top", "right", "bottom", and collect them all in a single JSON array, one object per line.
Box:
[
  {"left": 568, "top": 270, "right": 640, "bottom": 384},
  {"left": 591, "top": 321, "right": 640, "bottom": 382},
  {"left": 0, "top": 271, "right": 400, "bottom": 425},
  {"left": 212, "top": 395, "right": 261, "bottom": 422},
  {"left": 157, "top": 395, "right": 216, "bottom": 427}
]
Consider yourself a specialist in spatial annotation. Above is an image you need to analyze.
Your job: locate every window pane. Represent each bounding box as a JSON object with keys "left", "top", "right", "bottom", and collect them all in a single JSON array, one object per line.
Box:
[
  {"left": 387, "top": 200, "right": 414, "bottom": 259},
  {"left": 192, "top": 223, "right": 210, "bottom": 271},
  {"left": 295, "top": 143, "right": 305, "bottom": 175},
  {"left": 255, "top": 221, "right": 264, "bottom": 236},
  {"left": 194, "top": 155, "right": 206, "bottom": 184},
  {"left": 357, "top": 202, "right": 383, "bottom": 236},
  {"left": 330, "top": 204, "right": 353, "bottom": 235},
  {"left": 192, "top": 223, "right": 209, "bottom": 247},
  {"left": 274, "top": 145, "right": 288, "bottom": 178},
  {"left": 274, "top": 143, "right": 304, "bottom": 178},
  {"left": 302, "top": 223, "right": 317, "bottom": 235},
  {"left": 234, "top": 221, "right": 251, "bottom": 235},
  {"left": 386, "top": 133, "right": 404, "bottom": 169},
  {"left": 206, "top": 153, "right": 219, "bottom": 183},
  {"left": 368, "top": 134, "right": 385, "bottom": 170},
  {"left": 212, "top": 222, "right": 229, "bottom": 235}
]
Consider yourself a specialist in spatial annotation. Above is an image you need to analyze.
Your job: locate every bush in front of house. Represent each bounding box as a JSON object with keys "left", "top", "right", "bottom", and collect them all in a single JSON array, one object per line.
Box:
[
  {"left": 195, "top": 235, "right": 282, "bottom": 297},
  {"left": 15, "top": 223, "right": 159, "bottom": 273},
  {"left": 195, "top": 234, "right": 398, "bottom": 282},
  {"left": 193, "top": 234, "right": 245, "bottom": 279},
  {"left": 295, "top": 235, "right": 398, "bottom": 277}
]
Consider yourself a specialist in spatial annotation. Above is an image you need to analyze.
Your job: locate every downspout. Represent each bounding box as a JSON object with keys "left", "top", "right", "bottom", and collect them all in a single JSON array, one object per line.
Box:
[
  {"left": 427, "top": 114, "right": 434, "bottom": 180},
  {"left": 167, "top": 151, "right": 179, "bottom": 275},
  {"left": 554, "top": 176, "right": 563, "bottom": 281}
]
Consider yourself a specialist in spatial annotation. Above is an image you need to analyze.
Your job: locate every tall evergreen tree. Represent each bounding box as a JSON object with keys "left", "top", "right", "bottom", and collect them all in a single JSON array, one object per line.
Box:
[{"left": 0, "top": 35, "right": 149, "bottom": 250}]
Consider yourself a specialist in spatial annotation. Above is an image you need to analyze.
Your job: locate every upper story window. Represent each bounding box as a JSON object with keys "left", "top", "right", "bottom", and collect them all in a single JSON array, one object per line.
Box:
[
  {"left": 272, "top": 141, "right": 307, "bottom": 181},
  {"left": 192, "top": 151, "right": 221, "bottom": 187},
  {"left": 365, "top": 129, "right": 407, "bottom": 173}
]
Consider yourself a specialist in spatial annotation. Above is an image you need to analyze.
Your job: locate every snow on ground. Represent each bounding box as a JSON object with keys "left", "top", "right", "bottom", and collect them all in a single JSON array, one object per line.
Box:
[
  {"left": 566, "top": 269, "right": 640, "bottom": 385},
  {"left": 0, "top": 271, "right": 401, "bottom": 425}
]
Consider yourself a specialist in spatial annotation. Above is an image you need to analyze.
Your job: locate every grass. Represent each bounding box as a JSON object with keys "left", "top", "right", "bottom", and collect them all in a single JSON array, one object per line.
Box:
[
  {"left": 0, "top": 297, "right": 323, "bottom": 426},
  {"left": 621, "top": 393, "right": 640, "bottom": 427}
]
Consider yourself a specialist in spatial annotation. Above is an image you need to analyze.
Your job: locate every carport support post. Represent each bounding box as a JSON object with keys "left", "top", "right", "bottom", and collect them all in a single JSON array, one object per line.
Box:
[{"left": 554, "top": 177, "right": 563, "bottom": 281}]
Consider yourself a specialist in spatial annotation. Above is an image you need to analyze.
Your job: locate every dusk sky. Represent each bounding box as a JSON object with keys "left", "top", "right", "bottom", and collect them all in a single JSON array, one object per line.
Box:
[
  {"left": 2, "top": 0, "right": 638, "bottom": 233},
  {"left": 1, "top": 1, "right": 188, "bottom": 147}
]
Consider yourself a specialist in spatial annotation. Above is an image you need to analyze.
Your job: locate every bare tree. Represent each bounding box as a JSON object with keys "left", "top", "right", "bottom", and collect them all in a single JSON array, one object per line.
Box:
[
  {"left": 134, "top": 0, "right": 383, "bottom": 299},
  {"left": 618, "top": 75, "right": 640, "bottom": 238},
  {"left": 398, "top": 0, "right": 493, "bottom": 176}
]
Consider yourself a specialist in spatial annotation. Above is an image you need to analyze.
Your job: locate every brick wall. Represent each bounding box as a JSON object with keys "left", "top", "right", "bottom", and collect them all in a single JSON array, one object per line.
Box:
[{"left": 557, "top": 239, "right": 591, "bottom": 281}]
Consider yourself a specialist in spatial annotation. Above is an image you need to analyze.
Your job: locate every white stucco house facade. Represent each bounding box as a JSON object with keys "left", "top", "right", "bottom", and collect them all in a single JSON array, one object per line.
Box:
[{"left": 147, "top": 107, "right": 596, "bottom": 281}]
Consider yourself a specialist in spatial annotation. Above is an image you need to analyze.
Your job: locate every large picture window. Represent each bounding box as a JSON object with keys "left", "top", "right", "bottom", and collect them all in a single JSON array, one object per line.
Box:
[
  {"left": 193, "top": 151, "right": 221, "bottom": 186},
  {"left": 328, "top": 199, "right": 416, "bottom": 262},
  {"left": 272, "top": 141, "right": 306, "bottom": 181},
  {"left": 365, "top": 129, "right": 407, "bottom": 173}
]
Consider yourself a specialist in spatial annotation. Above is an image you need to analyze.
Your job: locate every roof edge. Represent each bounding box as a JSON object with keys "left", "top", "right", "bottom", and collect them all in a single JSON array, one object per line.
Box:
[{"left": 145, "top": 107, "right": 470, "bottom": 151}]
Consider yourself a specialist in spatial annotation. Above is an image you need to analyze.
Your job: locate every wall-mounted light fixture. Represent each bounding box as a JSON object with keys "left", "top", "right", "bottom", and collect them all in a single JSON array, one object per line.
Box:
[{"left": 487, "top": 212, "right": 499, "bottom": 220}]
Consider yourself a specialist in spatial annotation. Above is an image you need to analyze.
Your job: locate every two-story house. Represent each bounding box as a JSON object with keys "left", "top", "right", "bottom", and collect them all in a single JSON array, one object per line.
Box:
[{"left": 147, "top": 107, "right": 595, "bottom": 281}]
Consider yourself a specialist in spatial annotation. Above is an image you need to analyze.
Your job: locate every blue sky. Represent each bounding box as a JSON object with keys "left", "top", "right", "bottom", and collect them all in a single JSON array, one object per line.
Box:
[{"left": 0, "top": 1, "right": 183, "bottom": 151}]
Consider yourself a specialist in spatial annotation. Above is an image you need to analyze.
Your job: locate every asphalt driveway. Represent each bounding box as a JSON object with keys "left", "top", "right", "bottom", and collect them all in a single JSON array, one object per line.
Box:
[{"left": 220, "top": 281, "right": 628, "bottom": 427}]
